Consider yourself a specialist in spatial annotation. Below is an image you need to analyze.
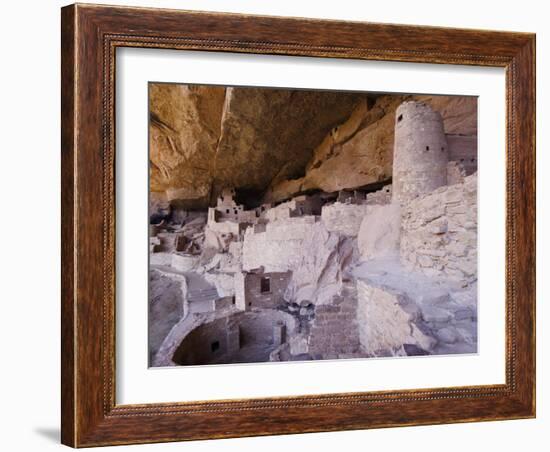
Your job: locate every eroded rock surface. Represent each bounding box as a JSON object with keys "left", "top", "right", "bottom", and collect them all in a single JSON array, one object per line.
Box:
[
  {"left": 150, "top": 87, "right": 477, "bottom": 209},
  {"left": 149, "top": 84, "right": 225, "bottom": 207}
]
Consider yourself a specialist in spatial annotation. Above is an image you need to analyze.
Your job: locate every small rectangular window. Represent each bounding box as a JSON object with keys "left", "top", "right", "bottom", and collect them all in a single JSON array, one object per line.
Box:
[
  {"left": 260, "top": 277, "right": 271, "bottom": 293},
  {"left": 211, "top": 341, "right": 220, "bottom": 353}
]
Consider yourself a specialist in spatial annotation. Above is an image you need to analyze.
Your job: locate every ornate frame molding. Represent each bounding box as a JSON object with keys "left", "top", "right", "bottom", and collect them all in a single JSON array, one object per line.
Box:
[{"left": 61, "top": 4, "right": 535, "bottom": 447}]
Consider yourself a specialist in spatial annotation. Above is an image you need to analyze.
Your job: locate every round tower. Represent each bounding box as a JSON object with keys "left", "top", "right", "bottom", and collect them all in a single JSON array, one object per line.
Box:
[{"left": 392, "top": 101, "right": 448, "bottom": 203}]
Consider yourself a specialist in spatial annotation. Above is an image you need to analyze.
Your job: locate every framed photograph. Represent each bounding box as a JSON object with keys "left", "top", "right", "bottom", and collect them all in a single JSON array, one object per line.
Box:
[{"left": 61, "top": 3, "right": 536, "bottom": 447}]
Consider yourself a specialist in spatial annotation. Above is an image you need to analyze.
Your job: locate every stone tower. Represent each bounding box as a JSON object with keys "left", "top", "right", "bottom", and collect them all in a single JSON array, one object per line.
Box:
[{"left": 392, "top": 101, "right": 448, "bottom": 203}]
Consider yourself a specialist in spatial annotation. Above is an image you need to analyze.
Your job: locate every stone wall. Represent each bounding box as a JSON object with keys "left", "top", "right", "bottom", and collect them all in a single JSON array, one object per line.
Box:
[
  {"left": 366, "top": 185, "right": 392, "bottom": 205},
  {"left": 203, "top": 271, "right": 236, "bottom": 298},
  {"left": 243, "top": 271, "right": 292, "bottom": 310},
  {"left": 203, "top": 220, "right": 246, "bottom": 252},
  {"left": 234, "top": 271, "right": 246, "bottom": 311},
  {"left": 356, "top": 279, "right": 436, "bottom": 356},
  {"left": 172, "top": 315, "right": 240, "bottom": 365},
  {"left": 400, "top": 173, "right": 477, "bottom": 282},
  {"left": 150, "top": 252, "right": 173, "bottom": 266},
  {"left": 307, "top": 283, "right": 361, "bottom": 358},
  {"left": 447, "top": 161, "right": 467, "bottom": 185},
  {"left": 170, "top": 308, "right": 296, "bottom": 365},
  {"left": 171, "top": 253, "right": 198, "bottom": 272},
  {"left": 215, "top": 204, "right": 258, "bottom": 223},
  {"left": 242, "top": 217, "right": 317, "bottom": 272},
  {"left": 265, "top": 195, "right": 322, "bottom": 222},
  {"left": 320, "top": 202, "right": 368, "bottom": 236},
  {"left": 243, "top": 219, "right": 355, "bottom": 307},
  {"left": 237, "top": 310, "right": 296, "bottom": 349}
]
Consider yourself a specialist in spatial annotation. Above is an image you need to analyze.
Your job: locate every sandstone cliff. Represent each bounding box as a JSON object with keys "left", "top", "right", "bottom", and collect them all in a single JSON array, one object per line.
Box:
[{"left": 150, "top": 84, "right": 477, "bottom": 208}]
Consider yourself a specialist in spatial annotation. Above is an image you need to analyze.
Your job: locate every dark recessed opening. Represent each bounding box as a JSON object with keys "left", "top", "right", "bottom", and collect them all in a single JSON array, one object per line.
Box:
[
  {"left": 226, "top": 209, "right": 229, "bottom": 214},
  {"left": 260, "top": 277, "right": 271, "bottom": 293},
  {"left": 460, "top": 158, "right": 465, "bottom": 162},
  {"left": 397, "top": 114, "right": 403, "bottom": 122},
  {"left": 471, "top": 158, "right": 475, "bottom": 162},
  {"left": 425, "top": 146, "right": 430, "bottom": 151},
  {"left": 441, "top": 147, "right": 445, "bottom": 151},
  {"left": 232, "top": 296, "right": 236, "bottom": 305},
  {"left": 210, "top": 341, "right": 220, "bottom": 353}
]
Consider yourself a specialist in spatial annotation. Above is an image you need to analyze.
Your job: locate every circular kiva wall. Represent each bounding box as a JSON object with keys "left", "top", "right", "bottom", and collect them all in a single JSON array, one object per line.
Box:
[
  {"left": 392, "top": 101, "right": 449, "bottom": 203},
  {"left": 172, "top": 309, "right": 296, "bottom": 365}
]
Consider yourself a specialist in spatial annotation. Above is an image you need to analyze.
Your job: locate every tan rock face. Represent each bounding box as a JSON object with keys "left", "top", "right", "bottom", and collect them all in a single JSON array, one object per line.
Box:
[
  {"left": 149, "top": 84, "right": 226, "bottom": 208},
  {"left": 150, "top": 84, "right": 363, "bottom": 208},
  {"left": 301, "top": 109, "right": 395, "bottom": 193},
  {"left": 416, "top": 95, "right": 478, "bottom": 136},
  {"left": 150, "top": 85, "right": 477, "bottom": 207},
  {"left": 266, "top": 94, "right": 477, "bottom": 202},
  {"left": 213, "top": 87, "right": 363, "bottom": 197}
]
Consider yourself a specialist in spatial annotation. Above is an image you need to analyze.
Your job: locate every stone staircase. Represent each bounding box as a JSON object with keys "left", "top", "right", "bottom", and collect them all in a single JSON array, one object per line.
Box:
[{"left": 187, "top": 287, "right": 219, "bottom": 304}]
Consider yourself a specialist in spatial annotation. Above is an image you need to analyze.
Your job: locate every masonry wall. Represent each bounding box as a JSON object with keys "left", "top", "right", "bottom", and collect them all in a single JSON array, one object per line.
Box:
[
  {"left": 400, "top": 173, "right": 477, "bottom": 282},
  {"left": 172, "top": 316, "right": 240, "bottom": 365},
  {"left": 244, "top": 271, "right": 292, "bottom": 309},
  {"left": 392, "top": 101, "right": 449, "bottom": 203},
  {"left": 366, "top": 185, "right": 392, "bottom": 205},
  {"left": 242, "top": 216, "right": 317, "bottom": 272},
  {"left": 265, "top": 195, "right": 322, "bottom": 222},
  {"left": 307, "top": 283, "right": 361, "bottom": 358},
  {"left": 216, "top": 205, "right": 258, "bottom": 223},
  {"left": 237, "top": 310, "right": 295, "bottom": 348},
  {"left": 321, "top": 202, "right": 368, "bottom": 236}
]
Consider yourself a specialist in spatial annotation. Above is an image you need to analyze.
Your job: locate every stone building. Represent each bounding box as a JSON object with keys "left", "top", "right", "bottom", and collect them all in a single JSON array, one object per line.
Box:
[
  {"left": 392, "top": 101, "right": 449, "bottom": 203},
  {"left": 337, "top": 189, "right": 366, "bottom": 204},
  {"left": 208, "top": 188, "right": 258, "bottom": 224},
  {"left": 265, "top": 194, "right": 322, "bottom": 222},
  {"left": 235, "top": 268, "right": 292, "bottom": 311},
  {"left": 365, "top": 184, "right": 392, "bottom": 205}
]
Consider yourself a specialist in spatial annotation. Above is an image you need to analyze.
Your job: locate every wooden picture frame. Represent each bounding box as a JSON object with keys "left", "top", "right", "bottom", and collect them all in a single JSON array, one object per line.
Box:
[{"left": 61, "top": 3, "right": 536, "bottom": 447}]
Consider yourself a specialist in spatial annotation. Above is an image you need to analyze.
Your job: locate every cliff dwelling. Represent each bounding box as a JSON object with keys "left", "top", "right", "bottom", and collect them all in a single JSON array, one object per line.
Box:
[{"left": 148, "top": 83, "right": 478, "bottom": 367}]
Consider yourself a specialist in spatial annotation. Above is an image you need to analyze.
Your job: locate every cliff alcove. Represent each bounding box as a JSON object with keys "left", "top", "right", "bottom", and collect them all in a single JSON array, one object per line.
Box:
[{"left": 148, "top": 85, "right": 479, "bottom": 367}]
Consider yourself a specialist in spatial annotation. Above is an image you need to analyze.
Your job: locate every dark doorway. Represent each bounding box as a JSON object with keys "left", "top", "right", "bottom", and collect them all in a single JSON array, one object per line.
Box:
[{"left": 210, "top": 341, "right": 220, "bottom": 353}]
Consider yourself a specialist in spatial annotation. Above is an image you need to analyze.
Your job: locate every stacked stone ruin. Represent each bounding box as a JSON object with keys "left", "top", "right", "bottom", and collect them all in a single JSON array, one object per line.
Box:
[{"left": 149, "top": 100, "right": 478, "bottom": 366}]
